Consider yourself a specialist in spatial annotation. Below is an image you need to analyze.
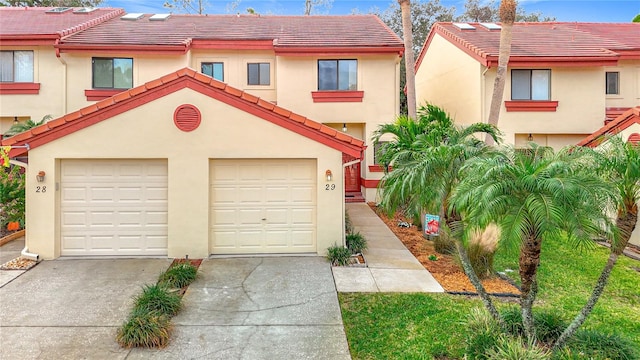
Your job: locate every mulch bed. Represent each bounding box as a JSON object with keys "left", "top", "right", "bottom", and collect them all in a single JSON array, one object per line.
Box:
[
  {"left": 168, "top": 258, "right": 203, "bottom": 296},
  {"left": 368, "top": 203, "right": 520, "bottom": 295}
]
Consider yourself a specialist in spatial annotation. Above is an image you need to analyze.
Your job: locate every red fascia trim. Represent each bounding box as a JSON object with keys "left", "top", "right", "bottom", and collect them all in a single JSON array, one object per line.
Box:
[
  {"left": 368, "top": 164, "right": 392, "bottom": 172},
  {"left": 616, "top": 50, "right": 640, "bottom": 60},
  {"left": 84, "top": 89, "right": 126, "bottom": 101},
  {"left": 0, "top": 82, "right": 41, "bottom": 94},
  {"left": 0, "top": 34, "right": 59, "bottom": 46},
  {"left": 487, "top": 56, "right": 620, "bottom": 68},
  {"left": 191, "top": 39, "right": 274, "bottom": 50},
  {"left": 311, "top": 91, "right": 364, "bottom": 103},
  {"left": 274, "top": 46, "right": 404, "bottom": 56},
  {"left": 57, "top": 44, "right": 188, "bottom": 55},
  {"left": 7, "top": 77, "right": 364, "bottom": 159},
  {"left": 362, "top": 179, "right": 380, "bottom": 188},
  {"left": 505, "top": 100, "right": 559, "bottom": 112}
]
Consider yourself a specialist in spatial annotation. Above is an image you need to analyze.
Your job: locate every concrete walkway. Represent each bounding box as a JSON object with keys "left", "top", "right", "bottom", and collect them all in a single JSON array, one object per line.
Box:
[
  {"left": 0, "top": 237, "right": 26, "bottom": 287},
  {"left": 332, "top": 203, "right": 444, "bottom": 293}
]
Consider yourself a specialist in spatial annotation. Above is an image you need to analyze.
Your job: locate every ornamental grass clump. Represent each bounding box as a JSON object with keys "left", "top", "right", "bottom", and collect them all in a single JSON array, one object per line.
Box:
[
  {"left": 327, "top": 245, "right": 352, "bottom": 266},
  {"left": 466, "top": 224, "right": 500, "bottom": 279},
  {"left": 133, "top": 284, "right": 182, "bottom": 317},
  {"left": 158, "top": 262, "right": 198, "bottom": 289},
  {"left": 116, "top": 309, "right": 172, "bottom": 348},
  {"left": 346, "top": 232, "right": 367, "bottom": 254}
]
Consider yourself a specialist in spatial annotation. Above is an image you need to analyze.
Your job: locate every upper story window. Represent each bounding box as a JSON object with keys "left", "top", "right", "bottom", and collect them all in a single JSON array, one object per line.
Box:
[
  {"left": 511, "top": 69, "right": 550, "bottom": 100},
  {"left": 202, "top": 62, "right": 224, "bottom": 81},
  {"left": 0, "top": 51, "right": 34, "bottom": 82},
  {"left": 318, "top": 60, "right": 357, "bottom": 91},
  {"left": 606, "top": 72, "right": 619, "bottom": 95},
  {"left": 92, "top": 57, "right": 133, "bottom": 89},
  {"left": 247, "top": 63, "right": 270, "bottom": 86}
]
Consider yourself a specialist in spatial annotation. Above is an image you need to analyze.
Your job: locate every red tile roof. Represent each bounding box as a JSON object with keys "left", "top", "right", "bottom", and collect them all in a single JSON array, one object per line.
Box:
[
  {"left": 0, "top": 7, "right": 124, "bottom": 44},
  {"left": 1, "top": 67, "right": 365, "bottom": 159},
  {"left": 578, "top": 107, "right": 640, "bottom": 147},
  {"left": 56, "top": 14, "right": 403, "bottom": 54},
  {"left": 605, "top": 107, "right": 632, "bottom": 125},
  {"left": 417, "top": 22, "right": 640, "bottom": 69}
]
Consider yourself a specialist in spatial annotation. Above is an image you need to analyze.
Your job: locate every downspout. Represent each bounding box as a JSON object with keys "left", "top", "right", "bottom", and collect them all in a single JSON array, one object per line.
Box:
[
  {"left": 9, "top": 158, "right": 40, "bottom": 261},
  {"left": 55, "top": 39, "right": 67, "bottom": 114},
  {"left": 481, "top": 65, "right": 490, "bottom": 123}
]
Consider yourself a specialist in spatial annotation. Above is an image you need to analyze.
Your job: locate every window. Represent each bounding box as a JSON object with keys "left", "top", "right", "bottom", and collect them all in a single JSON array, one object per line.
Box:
[
  {"left": 201, "top": 62, "right": 224, "bottom": 81},
  {"left": 511, "top": 69, "right": 550, "bottom": 100},
  {"left": 92, "top": 58, "right": 133, "bottom": 89},
  {"left": 247, "top": 63, "right": 270, "bottom": 85},
  {"left": 374, "top": 141, "right": 388, "bottom": 165},
  {"left": 0, "top": 51, "right": 34, "bottom": 82},
  {"left": 606, "top": 72, "right": 619, "bottom": 95},
  {"left": 318, "top": 60, "right": 357, "bottom": 91}
]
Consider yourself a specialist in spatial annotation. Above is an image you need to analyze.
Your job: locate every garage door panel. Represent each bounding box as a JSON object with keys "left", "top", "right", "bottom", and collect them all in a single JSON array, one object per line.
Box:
[
  {"left": 61, "top": 160, "right": 168, "bottom": 256},
  {"left": 210, "top": 159, "right": 316, "bottom": 254}
]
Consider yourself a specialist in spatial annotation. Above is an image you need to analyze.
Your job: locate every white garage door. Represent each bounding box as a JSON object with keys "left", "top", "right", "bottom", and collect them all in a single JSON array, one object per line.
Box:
[
  {"left": 210, "top": 159, "right": 317, "bottom": 254},
  {"left": 60, "top": 159, "right": 168, "bottom": 256}
]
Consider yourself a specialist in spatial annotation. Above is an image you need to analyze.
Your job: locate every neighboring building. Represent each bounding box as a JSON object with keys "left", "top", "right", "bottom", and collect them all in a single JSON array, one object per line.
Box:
[
  {"left": 0, "top": 7, "right": 404, "bottom": 259},
  {"left": 578, "top": 107, "right": 640, "bottom": 247},
  {"left": 415, "top": 22, "right": 640, "bottom": 148}
]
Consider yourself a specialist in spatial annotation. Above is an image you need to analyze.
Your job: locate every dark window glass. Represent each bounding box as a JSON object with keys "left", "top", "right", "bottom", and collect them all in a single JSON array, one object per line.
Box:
[
  {"left": 202, "top": 62, "right": 224, "bottom": 81},
  {"left": 606, "top": 72, "right": 619, "bottom": 95},
  {"left": 511, "top": 69, "right": 550, "bottom": 100},
  {"left": 92, "top": 58, "right": 133, "bottom": 89},
  {"left": 318, "top": 60, "right": 357, "bottom": 90},
  {"left": 247, "top": 62, "right": 270, "bottom": 85},
  {"left": 0, "top": 51, "right": 34, "bottom": 82}
]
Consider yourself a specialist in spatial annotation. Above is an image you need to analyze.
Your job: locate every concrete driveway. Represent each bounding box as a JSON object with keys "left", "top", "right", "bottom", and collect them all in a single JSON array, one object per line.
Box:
[{"left": 0, "top": 256, "right": 350, "bottom": 359}]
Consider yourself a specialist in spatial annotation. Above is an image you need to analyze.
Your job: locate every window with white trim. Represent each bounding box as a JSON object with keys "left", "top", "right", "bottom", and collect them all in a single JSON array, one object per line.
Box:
[
  {"left": 606, "top": 72, "right": 619, "bottom": 95},
  {"left": 0, "top": 51, "right": 34, "bottom": 82},
  {"left": 92, "top": 57, "right": 133, "bottom": 89},
  {"left": 511, "top": 69, "right": 550, "bottom": 100},
  {"left": 247, "top": 62, "right": 270, "bottom": 85},
  {"left": 318, "top": 60, "right": 357, "bottom": 91},
  {"left": 202, "top": 62, "right": 224, "bottom": 81}
]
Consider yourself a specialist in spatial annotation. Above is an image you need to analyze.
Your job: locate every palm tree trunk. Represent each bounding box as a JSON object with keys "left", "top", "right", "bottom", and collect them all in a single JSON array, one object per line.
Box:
[
  {"left": 519, "top": 233, "right": 543, "bottom": 342},
  {"left": 553, "top": 209, "right": 637, "bottom": 349},
  {"left": 455, "top": 240, "right": 503, "bottom": 324},
  {"left": 398, "top": 0, "right": 417, "bottom": 120},
  {"left": 485, "top": 0, "right": 515, "bottom": 146}
]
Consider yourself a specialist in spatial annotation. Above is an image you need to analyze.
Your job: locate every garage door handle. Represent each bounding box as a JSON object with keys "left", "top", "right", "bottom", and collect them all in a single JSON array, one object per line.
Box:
[{"left": 262, "top": 218, "right": 267, "bottom": 221}]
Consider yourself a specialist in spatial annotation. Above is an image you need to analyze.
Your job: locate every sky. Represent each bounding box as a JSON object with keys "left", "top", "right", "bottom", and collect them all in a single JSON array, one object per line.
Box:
[{"left": 104, "top": 0, "right": 640, "bottom": 22}]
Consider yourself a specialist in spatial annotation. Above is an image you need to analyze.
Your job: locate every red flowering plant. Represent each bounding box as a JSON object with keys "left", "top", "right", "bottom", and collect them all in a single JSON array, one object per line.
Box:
[{"left": 0, "top": 166, "right": 25, "bottom": 231}]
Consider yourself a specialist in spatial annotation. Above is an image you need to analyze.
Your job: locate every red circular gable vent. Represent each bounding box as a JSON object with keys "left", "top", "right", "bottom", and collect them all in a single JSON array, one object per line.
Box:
[
  {"left": 628, "top": 133, "right": 640, "bottom": 145},
  {"left": 174, "top": 104, "right": 201, "bottom": 132}
]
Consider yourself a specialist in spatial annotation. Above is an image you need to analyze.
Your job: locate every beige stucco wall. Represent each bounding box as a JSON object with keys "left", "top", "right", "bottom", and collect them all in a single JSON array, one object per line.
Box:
[
  {"left": 25, "top": 87, "right": 346, "bottom": 259},
  {"left": 0, "top": 46, "right": 66, "bottom": 122},
  {"left": 191, "top": 50, "right": 277, "bottom": 101},
  {"left": 415, "top": 34, "right": 483, "bottom": 127},
  {"left": 275, "top": 54, "right": 400, "bottom": 198},
  {"left": 605, "top": 60, "right": 640, "bottom": 108}
]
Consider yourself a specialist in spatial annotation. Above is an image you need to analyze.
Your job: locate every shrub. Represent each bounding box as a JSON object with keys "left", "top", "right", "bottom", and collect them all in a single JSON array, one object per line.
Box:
[
  {"left": 466, "top": 224, "right": 500, "bottom": 279},
  {"left": 327, "top": 245, "right": 352, "bottom": 266},
  {"left": 501, "top": 307, "right": 566, "bottom": 344},
  {"left": 345, "top": 212, "right": 354, "bottom": 234},
  {"left": 465, "top": 308, "right": 503, "bottom": 359},
  {"left": 116, "top": 309, "right": 172, "bottom": 348},
  {"left": 554, "top": 330, "right": 640, "bottom": 360},
  {"left": 133, "top": 284, "right": 182, "bottom": 317},
  {"left": 0, "top": 166, "right": 25, "bottom": 228},
  {"left": 346, "top": 232, "right": 367, "bottom": 254},
  {"left": 486, "top": 335, "right": 550, "bottom": 360},
  {"left": 432, "top": 229, "right": 456, "bottom": 255},
  {"left": 158, "top": 262, "right": 198, "bottom": 289}
]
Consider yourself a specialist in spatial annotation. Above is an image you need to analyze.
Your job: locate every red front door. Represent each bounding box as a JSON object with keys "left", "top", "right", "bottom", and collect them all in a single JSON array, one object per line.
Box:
[{"left": 344, "top": 160, "right": 361, "bottom": 192}]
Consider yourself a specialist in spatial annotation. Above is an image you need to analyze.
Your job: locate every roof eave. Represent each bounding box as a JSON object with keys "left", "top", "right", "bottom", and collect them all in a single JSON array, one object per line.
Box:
[
  {"left": 274, "top": 45, "right": 404, "bottom": 56},
  {"left": 56, "top": 44, "right": 190, "bottom": 55},
  {"left": 486, "top": 56, "right": 620, "bottom": 68},
  {"left": 0, "top": 34, "right": 59, "bottom": 45}
]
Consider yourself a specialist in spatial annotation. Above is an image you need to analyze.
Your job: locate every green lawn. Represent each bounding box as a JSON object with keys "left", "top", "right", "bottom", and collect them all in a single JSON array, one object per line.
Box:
[{"left": 339, "top": 240, "right": 640, "bottom": 359}]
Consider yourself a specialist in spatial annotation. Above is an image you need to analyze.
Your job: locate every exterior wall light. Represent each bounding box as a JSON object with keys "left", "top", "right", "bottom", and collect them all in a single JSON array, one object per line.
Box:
[
  {"left": 527, "top": 133, "right": 533, "bottom": 141},
  {"left": 342, "top": 123, "right": 347, "bottom": 132},
  {"left": 36, "top": 170, "right": 45, "bottom": 182},
  {"left": 325, "top": 169, "right": 333, "bottom": 182}
]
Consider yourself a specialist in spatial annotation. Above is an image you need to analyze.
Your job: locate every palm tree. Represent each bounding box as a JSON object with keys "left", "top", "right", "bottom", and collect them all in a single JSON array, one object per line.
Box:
[
  {"left": 4, "top": 115, "right": 51, "bottom": 137},
  {"left": 398, "top": 0, "right": 417, "bottom": 120},
  {"left": 485, "top": 0, "right": 516, "bottom": 145},
  {"left": 554, "top": 137, "right": 639, "bottom": 349},
  {"left": 452, "top": 144, "right": 616, "bottom": 342},
  {"left": 375, "top": 104, "right": 504, "bottom": 322}
]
